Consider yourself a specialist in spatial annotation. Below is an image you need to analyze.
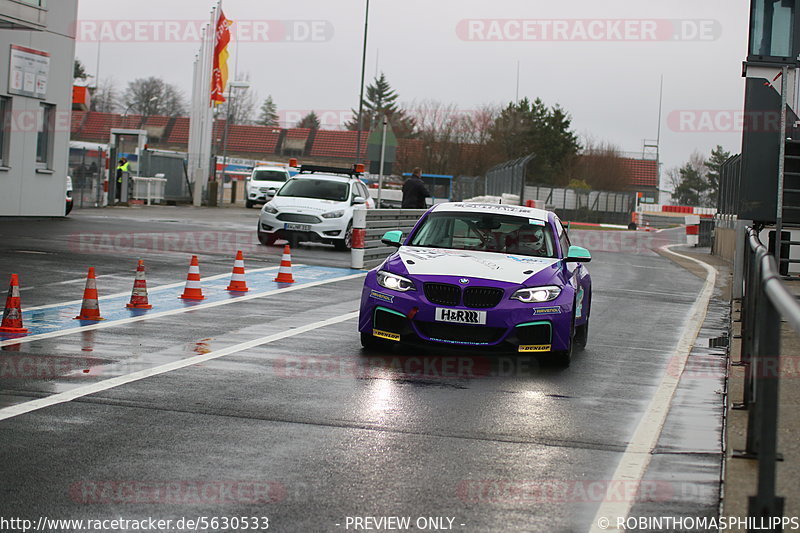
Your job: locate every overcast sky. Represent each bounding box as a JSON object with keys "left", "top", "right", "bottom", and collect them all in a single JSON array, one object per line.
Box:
[{"left": 75, "top": 0, "right": 751, "bottom": 183}]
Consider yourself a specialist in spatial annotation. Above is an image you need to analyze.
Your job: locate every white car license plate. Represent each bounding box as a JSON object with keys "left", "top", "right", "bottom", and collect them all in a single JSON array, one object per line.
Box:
[
  {"left": 284, "top": 223, "right": 312, "bottom": 231},
  {"left": 435, "top": 308, "right": 487, "bottom": 325}
]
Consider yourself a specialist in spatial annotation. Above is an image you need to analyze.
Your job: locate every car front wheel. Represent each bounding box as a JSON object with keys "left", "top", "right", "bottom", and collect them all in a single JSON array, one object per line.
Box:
[
  {"left": 246, "top": 200, "right": 255, "bottom": 209},
  {"left": 574, "top": 320, "right": 588, "bottom": 349},
  {"left": 550, "top": 309, "right": 576, "bottom": 368},
  {"left": 360, "top": 331, "right": 392, "bottom": 352},
  {"left": 334, "top": 221, "right": 353, "bottom": 251},
  {"left": 258, "top": 233, "right": 277, "bottom": 246}
]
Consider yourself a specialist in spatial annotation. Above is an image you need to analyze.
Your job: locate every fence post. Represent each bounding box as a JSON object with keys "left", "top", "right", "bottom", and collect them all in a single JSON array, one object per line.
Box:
[
  {"left": 351, "top": 207, "right": 367, "bottom": 270},
  {"left": 740, "top": 238, "right": 759, "bottom": 409},
  {"left": 733, "top": 220, "right": 751, "bottom": 300},
  {"left": 747, "top": 256, "right": 785, "bottom": 525}
]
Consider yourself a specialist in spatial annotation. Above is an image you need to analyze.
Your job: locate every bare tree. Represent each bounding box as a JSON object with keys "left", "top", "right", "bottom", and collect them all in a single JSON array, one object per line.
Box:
[
  {"left": 122, "top": 77, "right": 187, "bottom": 117},
  {"left": 217, "top": 72, "right": 258, "bottom": 125},
  {"left": 572, "top": 138, "right": 630, "bottom": 191},
  {"left": 90, "top": 78, "right": 119, "bottom": 113},
  {"left": 403, "top": 100, "right": 463, "bottom": 174},
  {"left": 395, "top": 101, "right": 505, "bottom": 177}
]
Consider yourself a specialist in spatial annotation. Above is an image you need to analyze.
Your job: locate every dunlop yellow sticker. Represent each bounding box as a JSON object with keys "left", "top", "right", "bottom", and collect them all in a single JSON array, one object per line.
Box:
[
  {"left": 373, "top": 329, "right": 400, "bottom": 342},
  {"left": 519, "top": 344, "right": 551, "bottom": 353}
]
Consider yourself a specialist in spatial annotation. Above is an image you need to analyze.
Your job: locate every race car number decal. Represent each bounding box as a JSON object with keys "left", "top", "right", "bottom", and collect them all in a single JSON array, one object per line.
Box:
[
  {"left": 435, "top": 308, "right": 487, "bottom": 325},
  {"left": 519, "top": 344, "right": 551, "bottom": 352}
]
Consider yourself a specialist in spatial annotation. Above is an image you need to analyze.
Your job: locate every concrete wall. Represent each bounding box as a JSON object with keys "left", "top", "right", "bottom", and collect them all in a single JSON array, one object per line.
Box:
[{"left": 0, "top": 0, "right": 77, "bottom": 216}]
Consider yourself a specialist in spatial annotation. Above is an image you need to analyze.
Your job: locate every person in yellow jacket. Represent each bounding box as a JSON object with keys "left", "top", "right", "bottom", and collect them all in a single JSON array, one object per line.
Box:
[{"left": 115, "top": 157, "right": 130, "bottom": 202}]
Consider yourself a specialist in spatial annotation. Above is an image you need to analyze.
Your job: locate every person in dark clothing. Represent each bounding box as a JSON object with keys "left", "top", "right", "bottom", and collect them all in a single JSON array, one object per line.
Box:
[{"left": 401, "top": 167, "right": 431, "bottom": 209}]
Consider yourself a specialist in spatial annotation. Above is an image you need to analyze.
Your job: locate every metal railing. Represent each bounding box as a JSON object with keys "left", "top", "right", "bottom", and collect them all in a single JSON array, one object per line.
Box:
[
  {"left": 735, "top": 226, "right": 800, "bottom": 522},
  {"left": 351, "top": 209, "right": 426, "bottom": 269}
]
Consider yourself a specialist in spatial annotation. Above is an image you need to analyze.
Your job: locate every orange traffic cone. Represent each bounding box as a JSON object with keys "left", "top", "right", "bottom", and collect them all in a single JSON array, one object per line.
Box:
[
  {"left": 126, "top": 260, "right": 153, "bottom": 309},
  {"left": 273, "top": 245, "right": 295, "bottom": 284},
  {"left": 180, "top": 255, "right": 205, "bottom": 300},
  {"left": 226, "top": 250, "right": 249, "bottom": 292},
  {"left": 0, "top": 274, "right": 29, "bottom": 334},
  {"left": 75, "top": 267, "right": 105, "bottom": 321}
]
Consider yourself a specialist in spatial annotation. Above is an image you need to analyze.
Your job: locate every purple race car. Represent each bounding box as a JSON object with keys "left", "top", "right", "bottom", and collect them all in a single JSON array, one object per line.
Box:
[{"left": 358, "top": 202, "right": 592, "bottom": 366}]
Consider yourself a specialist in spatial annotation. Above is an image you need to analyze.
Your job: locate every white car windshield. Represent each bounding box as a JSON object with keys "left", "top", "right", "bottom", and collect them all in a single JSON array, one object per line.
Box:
[
  {"left": 252, "top": 170, "right": 288, "bottom": 182},
  {"left": 409, "top": 212, "right": 557, "bottom": 258},
  {"left": 278, "top": 179, "right": 350, "bottom": 202}
]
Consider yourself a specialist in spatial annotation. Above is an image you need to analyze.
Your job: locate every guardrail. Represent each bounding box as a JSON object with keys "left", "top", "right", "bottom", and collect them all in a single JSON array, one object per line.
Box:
[
  {"left": 131, "top": 176, "right": 168, "bottom": 205},
  {"left": 735, "top": 226, "right": 800, "bottom": 521},
  {"left": 351, "top": 209, "right": 426, "bottom": 269}
]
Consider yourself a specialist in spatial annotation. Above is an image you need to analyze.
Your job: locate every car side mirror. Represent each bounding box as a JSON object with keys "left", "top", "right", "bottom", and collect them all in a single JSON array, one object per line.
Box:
[
  {"left": 565, "top": 245, "right": 592, "bottom": 263},
  {"left": 381, "top": 230, "right": 403, "bottom": 247},
  {"left": 266, "top": 189, "right": 277, "bottom": 198},
  {"left": 353, "top": 196, "right": 366, "bottom": 205}
]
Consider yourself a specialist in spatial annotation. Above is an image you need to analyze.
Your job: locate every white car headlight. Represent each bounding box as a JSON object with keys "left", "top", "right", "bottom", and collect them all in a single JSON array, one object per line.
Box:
[
  {"left": 322, "top": 210, "right": 345, "bottom": 219},
  {"left": 510, "top": 286, "right": 562, "bottom": 303},
  {"left": 263, "top": 203, "right": 278, "bottom": 214},
  {"left": 376, "top": 271, "right": 415, "bottom": 292}
]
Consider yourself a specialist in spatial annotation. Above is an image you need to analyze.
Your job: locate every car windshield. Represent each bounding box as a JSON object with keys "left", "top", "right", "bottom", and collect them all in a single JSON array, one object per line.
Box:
[
  {"left": 409, "top": 212, "right": 557, "bottom": 258},
  {"left": 277, "top": 179, "right": 350, "bottom": 202},
  {"left": 252, "top": 170, "right": 288, "bottom": 182}
]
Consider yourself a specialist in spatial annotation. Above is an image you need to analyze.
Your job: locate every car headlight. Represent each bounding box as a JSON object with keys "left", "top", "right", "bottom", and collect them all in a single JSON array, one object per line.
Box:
[
  {"left": 322, "top": 210, "right": 345, "bottom": 219},
  {"left": 263, "top": 203, "right": 278, "bottom": 214},
  {"left": 376, "top": 270, "right": 415, "bottom": 292},
  {"left": 510, "top": 285, "right": 562, "bottom": 303}
]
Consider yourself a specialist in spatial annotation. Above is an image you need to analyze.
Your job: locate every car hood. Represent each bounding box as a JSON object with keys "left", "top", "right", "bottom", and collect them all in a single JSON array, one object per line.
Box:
[
  {"left": 395, "top": 247, "right": 560, "bottom": 285},
  {"left": 269, "top": 196, "right": 346, "bottom": 213}
]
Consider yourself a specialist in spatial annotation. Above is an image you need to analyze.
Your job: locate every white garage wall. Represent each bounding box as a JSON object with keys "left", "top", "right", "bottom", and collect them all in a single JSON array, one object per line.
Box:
[{"left": 0, "top": 0, "right": 78, "bottom": 216}]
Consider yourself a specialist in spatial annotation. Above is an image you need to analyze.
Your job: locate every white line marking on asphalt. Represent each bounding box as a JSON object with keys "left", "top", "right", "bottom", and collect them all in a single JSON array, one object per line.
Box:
[
  {"left": 588, "top": 245, "right": 717, "bottom": 533},
  {"left": 0, "top": 311, "right": 360, "bottom": 422},
  {"left": 0, "top": 271, "right": 365, "bottom": 348},
  {"left": 588, "top": 343, "right": 669, "bottom": 354},
  {"left": 22, "top": 266, "right": 285, "bottom": 311}
]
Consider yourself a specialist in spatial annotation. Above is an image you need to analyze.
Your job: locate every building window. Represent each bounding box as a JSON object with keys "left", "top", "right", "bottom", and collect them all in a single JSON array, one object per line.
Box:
[
  {"left": 0, "top": 98, "right": 10, "bottom": 167},
  {"left": 36, "top": 103, "right": 55, "bottom": 168}
]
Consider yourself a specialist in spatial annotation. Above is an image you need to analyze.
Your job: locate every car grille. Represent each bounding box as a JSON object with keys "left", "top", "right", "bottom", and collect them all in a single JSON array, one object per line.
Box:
[
  {"left": 463, "top": 287, "right": 504, "bottom": 308},
  {"left": 423, "top": 283, "right": 504, "bottom": 309},
  {"left": 374, "top": 308, "right": 407, "bottom": 334},
  {"left": 516, "top": 323, "right": 552, "bottom": 345},
  {"left": 277, "top": 213, "right": 321, "bottom": 224},
  {"left": 424, "top": 283, "right": 461, "bottom": 306},
  {"left": 416, "top": 322, "right": 505, "bottom": 345}
]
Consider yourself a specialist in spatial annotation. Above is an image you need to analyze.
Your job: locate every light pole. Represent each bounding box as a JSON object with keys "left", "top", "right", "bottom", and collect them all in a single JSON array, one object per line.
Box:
[
  {"left": 123, "top": 95, "right": 158, "bottom": 120},
  {"left": 355, "top": 0, "right": 370, "bottom": 164}
]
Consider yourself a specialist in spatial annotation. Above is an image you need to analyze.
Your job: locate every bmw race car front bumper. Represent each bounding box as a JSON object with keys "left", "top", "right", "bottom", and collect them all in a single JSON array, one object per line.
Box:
[{"left": 357, "top": 271, "right": 577, "bottom": 353}]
